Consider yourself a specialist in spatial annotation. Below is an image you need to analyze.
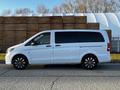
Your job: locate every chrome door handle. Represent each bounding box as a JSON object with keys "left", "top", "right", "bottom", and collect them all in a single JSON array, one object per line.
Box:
[
  {"left": 55, "top": 45, "right": 61, "bottom": 47},
  {"left": 46, "top": 45, "right": 51, "bottom": 47}
]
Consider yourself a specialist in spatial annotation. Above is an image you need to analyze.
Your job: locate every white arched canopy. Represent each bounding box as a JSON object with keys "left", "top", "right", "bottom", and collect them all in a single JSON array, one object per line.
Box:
[
  {"left": 94, "top": 13, "right": 109, "bottom": 29},
  {"left": 115, "top": 13, "right": 120, "bottom": 23},
  {"left": 83, "top": 13, "right": 97, "bottom": 23},
  {"left": 75, "top": 13, "right": 120, "bottom": 37},
  {"left": 105, "top": 13, "right": 120, "bottom": 27}
]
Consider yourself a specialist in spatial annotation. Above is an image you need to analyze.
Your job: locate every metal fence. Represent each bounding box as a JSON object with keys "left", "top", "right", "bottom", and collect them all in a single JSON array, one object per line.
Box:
[{"left": 112, "top": 37, "right": 120, "bottom": 53}]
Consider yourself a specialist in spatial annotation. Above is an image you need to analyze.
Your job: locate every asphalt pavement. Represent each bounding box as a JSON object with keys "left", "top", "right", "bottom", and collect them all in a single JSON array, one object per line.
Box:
[{"left": 0, "top": 63, "right": 120, "bottom": 90}]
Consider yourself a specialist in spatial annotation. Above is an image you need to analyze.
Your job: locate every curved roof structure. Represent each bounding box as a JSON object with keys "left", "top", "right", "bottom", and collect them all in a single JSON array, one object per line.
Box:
[
  {"left": 43, "top": 13, "right": 120, "bottom": 37},
  {"left": 77, "top": 13, "right": 120, "bottom": 37},
  {"left": 40, "top": 13, "right": 120, "bottom": 37},
  {"left": 83, "top": 13, "right": 120, "bottom": 37},
  {"left": 94, "top": 13, "right": 109, "bottom": 29},
  {"left": 84, "top": 13, "right": 97, "bottom": 23}
]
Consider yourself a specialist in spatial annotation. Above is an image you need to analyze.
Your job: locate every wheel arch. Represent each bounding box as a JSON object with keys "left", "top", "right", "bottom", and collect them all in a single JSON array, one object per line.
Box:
[
  {"left": 12, "top": 54, "right": 29, "bottom": 64},
  {"left": 81, "top": 53, "right": 99, "bottom": 63}
]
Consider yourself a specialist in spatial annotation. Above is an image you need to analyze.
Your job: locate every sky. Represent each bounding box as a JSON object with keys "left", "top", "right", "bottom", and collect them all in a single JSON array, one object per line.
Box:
[{"left": 0, "top": 0, "right": 63, "bottom": 14}]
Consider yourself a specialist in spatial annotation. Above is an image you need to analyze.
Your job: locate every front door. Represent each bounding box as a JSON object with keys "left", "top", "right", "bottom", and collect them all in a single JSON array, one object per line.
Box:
[{"left": 25, "top": 32, "right": 53, "bottom": 64}]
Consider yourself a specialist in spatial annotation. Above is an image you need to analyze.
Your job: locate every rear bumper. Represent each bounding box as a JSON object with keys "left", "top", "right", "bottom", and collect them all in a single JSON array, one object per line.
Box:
[{"left": 97, "top": 53, "right": 111, "bottom": 63}]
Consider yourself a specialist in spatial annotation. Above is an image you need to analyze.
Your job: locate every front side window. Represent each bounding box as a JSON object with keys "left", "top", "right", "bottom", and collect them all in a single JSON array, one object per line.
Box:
[{"left": 26, "top": 32, "right": 50, "bottom": 46}]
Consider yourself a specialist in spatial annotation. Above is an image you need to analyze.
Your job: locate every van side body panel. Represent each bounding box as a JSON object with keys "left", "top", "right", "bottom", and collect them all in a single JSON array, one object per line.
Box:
[{"left": 5, "top": 30, "right": 111, "bottom": 65}]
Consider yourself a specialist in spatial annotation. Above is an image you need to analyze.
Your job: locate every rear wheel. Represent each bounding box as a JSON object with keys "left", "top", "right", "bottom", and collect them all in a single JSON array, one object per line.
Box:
[
  {"left": 81, "top": 55, "right": 98, "bottom": 69},
  {"left": 12, "top": 55, "right": 28, "bottom": 70}
]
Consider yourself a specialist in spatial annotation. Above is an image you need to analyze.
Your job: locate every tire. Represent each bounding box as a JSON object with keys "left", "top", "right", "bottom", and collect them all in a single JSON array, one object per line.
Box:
[
  {"left": 81, "top": 55, "right": 98, "bottom": 70},
  {"left": 12, "top": 55, "right": 28, "bottom": 70}
]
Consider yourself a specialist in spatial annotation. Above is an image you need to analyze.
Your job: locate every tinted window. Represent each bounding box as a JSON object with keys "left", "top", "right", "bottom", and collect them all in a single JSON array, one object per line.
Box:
[
  {"left": 26, "top": 32, "right": 50, "bottom": 46},
  {"left": 55, "top": 32, "right": 104, "bottom": 43}
]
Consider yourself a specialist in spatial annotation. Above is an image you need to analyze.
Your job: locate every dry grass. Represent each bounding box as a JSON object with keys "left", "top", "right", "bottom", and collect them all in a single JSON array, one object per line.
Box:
[
  {"left": 0, "top": 53, "right": 120, "bottom": 61},
  {"left": 0, "top": 53, "right": 5, "bottom": 60}
]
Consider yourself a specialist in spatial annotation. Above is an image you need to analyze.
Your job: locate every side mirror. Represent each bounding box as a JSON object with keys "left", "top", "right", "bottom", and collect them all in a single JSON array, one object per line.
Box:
[
  {"left": 31, "top": 41, "right": 39, "bottom": 46},
  {"left": 31, "top": 42, "right": 35, "bottom": 46}
]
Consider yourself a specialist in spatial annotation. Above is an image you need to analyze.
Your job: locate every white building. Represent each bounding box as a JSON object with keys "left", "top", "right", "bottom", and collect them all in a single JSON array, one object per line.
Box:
[
  {"left": 38, "top": 13, "right": 120, "bottom": 37},
  {"left": 83, "top": 13, "right": 120, "bottom": 37}
]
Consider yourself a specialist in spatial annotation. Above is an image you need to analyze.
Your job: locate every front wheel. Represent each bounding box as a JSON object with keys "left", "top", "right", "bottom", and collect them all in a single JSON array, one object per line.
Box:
[
  {"left": 12, "top": 55, "right": 28, "bottom": 70},
  {"left": 81, "top": 55, "right": 98, "bottom": 69}
]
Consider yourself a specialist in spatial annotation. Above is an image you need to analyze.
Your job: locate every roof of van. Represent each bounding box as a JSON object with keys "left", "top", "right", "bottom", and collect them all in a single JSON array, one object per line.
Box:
[{"left": 43, "top": 29, "right": 105, "bottom": 32}]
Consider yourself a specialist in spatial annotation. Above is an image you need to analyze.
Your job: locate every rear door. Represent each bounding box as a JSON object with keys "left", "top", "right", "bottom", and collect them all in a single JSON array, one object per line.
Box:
[{"left": 53, "top": 31, "right": 80, "bottom": 64}]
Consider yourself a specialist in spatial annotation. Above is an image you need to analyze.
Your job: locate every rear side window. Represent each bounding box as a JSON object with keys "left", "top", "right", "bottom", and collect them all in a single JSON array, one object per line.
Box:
[{"left": 55, "top": 32, "right": 104, "bottom": 43}]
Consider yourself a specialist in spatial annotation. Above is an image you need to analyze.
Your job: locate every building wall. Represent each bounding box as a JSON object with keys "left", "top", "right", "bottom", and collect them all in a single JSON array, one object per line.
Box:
[{"left": 0, "top": 16, "right": 100, "bottom": 52}]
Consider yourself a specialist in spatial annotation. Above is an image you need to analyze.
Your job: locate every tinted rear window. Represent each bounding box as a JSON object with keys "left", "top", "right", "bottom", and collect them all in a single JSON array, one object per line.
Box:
[{"left": 55, "top": 32, "right": 104, "bottom": 43}]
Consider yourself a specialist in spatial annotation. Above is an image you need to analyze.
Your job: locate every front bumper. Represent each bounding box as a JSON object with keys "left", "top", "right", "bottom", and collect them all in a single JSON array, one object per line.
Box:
[{"left": 5, "top": 52, "right": 12, "bottom": 64}]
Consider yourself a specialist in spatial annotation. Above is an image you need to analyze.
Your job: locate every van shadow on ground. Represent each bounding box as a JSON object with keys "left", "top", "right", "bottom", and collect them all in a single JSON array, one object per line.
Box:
[{"left": 26, "top": 63, "right": 120, "bottom": 71}]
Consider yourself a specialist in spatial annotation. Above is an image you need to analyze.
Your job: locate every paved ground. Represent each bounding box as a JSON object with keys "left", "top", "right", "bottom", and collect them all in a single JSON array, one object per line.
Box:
[{"left": 0, "top": 63, "right": 120, "bottom": 90}]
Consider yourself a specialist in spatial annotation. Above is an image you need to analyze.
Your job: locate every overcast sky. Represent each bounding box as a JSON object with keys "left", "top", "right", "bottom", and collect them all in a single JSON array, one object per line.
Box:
[{"left": 0, "top": 0, "right": 63, "bottom": 14}]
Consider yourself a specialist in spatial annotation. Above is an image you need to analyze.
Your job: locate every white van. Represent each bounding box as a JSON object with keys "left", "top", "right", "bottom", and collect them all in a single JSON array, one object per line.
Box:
[{"left": 5, "top": 30, "right": 111, "bottom": 70}]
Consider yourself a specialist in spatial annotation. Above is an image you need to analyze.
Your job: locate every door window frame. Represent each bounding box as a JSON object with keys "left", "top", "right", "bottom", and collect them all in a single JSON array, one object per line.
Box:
[{"left": 25, "top": 32, "right": 51, "bottom": 46}]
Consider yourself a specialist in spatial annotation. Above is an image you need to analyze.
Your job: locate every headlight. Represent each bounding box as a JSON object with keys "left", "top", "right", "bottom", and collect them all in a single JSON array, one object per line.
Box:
[{"left": 7, "top": 48, "right": 15, "bottom": 53}]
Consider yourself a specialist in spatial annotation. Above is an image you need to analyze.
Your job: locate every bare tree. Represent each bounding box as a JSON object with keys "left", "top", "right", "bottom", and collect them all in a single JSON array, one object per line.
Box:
[
  {"left": 75, "top": 0, "right": 87, "bottom": 13},
  {"left": 103, "top": 0, "right": 118, "bottom": 12},
  {"left": 87, "top": 0, "right": 119, "bottom": 13},
  {"left": 15, "top": 8, "right": 33, "bottom": 16},
  {"left": 36, "top": 4, "right": 49, "bottom": 14},
  {"left": 52, "top": 0, "right": 120, "bottom": 13},
  {"left": 1, "top": 9, "right": 12, "bottom": 16},
  {"left": 52, "top": 6, "right": 63, "bottom": 14},
  {"left": 62, "top": 0, "right": 75, "bottom": 13},
  {"left": 51, "top": 0, "right": 75, "bottom": 13},
  {"left": 1, "top": 0, "right": 120, "bottom": 16}
]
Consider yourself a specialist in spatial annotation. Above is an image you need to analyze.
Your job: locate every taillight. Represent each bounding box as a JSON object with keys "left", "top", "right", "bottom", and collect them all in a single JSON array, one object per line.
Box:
[{"left": 107, "top": 43, "right": 111, "bottom": 51}]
